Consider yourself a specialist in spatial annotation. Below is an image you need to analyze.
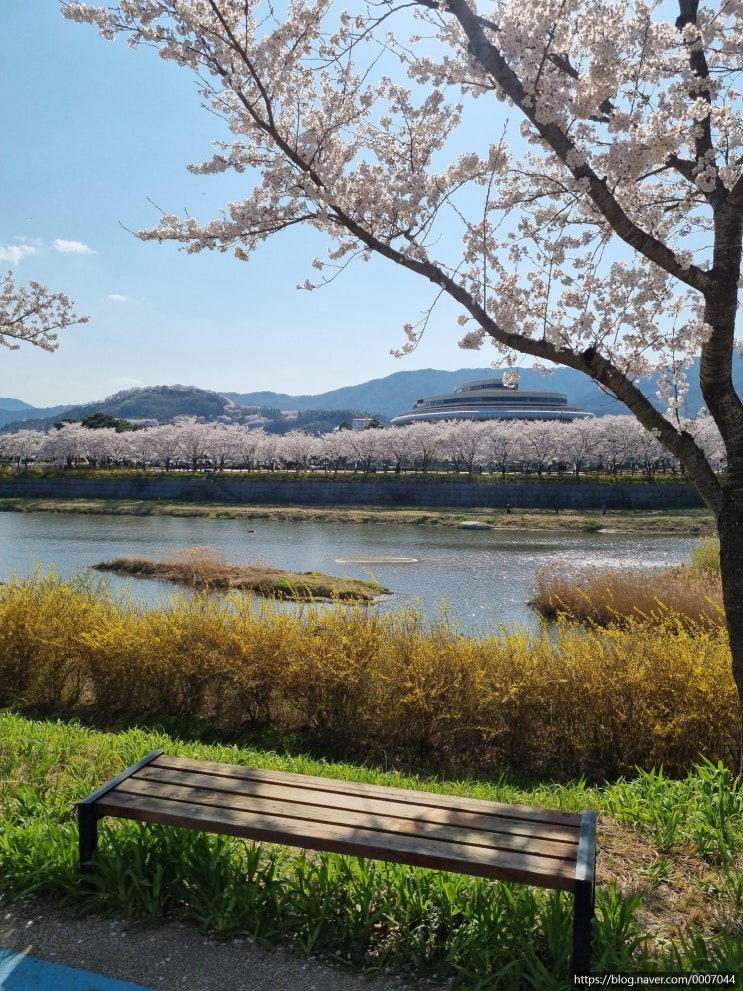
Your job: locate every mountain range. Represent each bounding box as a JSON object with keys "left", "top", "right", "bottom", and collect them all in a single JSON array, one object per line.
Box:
[
  {"left": 1, "top": 360, "right": 739, "bottom": 432},
  {"left": 226, "top": 367, "right": 637, "bottom": 418}
]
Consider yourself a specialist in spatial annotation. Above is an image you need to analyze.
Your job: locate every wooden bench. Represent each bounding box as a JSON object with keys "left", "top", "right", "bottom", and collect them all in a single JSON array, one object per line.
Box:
[{"left": 78, "top": 751, "right": 597, "bottom": 976}]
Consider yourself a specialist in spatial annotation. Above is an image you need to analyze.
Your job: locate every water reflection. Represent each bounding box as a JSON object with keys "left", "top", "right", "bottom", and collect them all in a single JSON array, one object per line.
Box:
[{"left": 0, "top": 512, "right": 700, "bottom": 634}]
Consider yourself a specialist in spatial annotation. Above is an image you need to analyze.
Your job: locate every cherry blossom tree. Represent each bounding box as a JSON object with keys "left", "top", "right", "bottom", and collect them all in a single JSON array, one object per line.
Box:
[
  {"left": 687, "top": 414, "right": 726, "bottom": 472},
  {"left": 38, "top": 422, "right": 90, "bottom": 467},
  {"left": 139, "top": 424, "right": 181, "bottom": 471},
  {"left": 345, "top": 425, "right": 383, "bottom": 473},
  {"left": 593, "top": 416, "right": 636, "bottom": 478},
  {"left": 203, "top": 422, "right": 242, "bottom": 469},
  {"left": 441, "top": 418, "right": 486, "bottom": 474},
  {"left": 0, "top": 428, "right": 46, "bottom": 468},
  {"left": 406, "top": 421, "right": 444, "bottom": 473},
  {"left": 1, "top": 271, "right": 87, "bottom": 351},
  {"left": 62, "top": 0, "right": 743, "bottom": 756},
  {"left": 278, "top": 428, "right": 318, "bottom": 472},
  {"left": 232, "top": 425, "right": 271, "bottom": 470},
  {"left": 622, "top": 418, "right": 671, "bottom": 477},
  {"left": 481, "top": 420, "right": 522, "bottom": 479},
  {"left": 174, "top": 417, "right": 213, "bottom": 470},
  {"left": 519, "top": 420, "right": 562, "bottom": 478},
  {"left": 380, "top": 422, "right": 416, "bottom": 474},
  {"left": 82, "top": 426, "right": 129, "bottom": 467},
  {"left": 316, "top": 428, "right": 352, "bottom": 472}
]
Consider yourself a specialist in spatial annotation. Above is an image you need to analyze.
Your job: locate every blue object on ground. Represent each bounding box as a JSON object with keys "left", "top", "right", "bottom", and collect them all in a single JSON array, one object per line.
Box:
[{"left": 0, "top": 948, "right": 157, "bottom": 991}]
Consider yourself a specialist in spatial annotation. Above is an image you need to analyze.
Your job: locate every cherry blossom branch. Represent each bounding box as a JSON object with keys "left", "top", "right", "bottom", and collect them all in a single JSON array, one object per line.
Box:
[
  {"left": 310, "top": 185, "right": 723, "bottom": 505},
  {"left": 444, "top": 0, "right": 714, "bottom": 296},
  {"left": 0, "top": 271, "right": 88, "bottom": 353}
]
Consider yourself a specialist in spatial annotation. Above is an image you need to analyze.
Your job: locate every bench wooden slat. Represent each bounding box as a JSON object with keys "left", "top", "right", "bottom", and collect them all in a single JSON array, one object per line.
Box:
[
  {"left": 93, "top": 789, "right": 579, "bottom": 889},
  {"left": 152, "top": 755, "right": 581, "bottom": 829},
  {"left": 133, "top": 765, "right": 582, "bottom": 845},
  {"left": 105, "top": 777, "right": 581, "bottom": 866}
]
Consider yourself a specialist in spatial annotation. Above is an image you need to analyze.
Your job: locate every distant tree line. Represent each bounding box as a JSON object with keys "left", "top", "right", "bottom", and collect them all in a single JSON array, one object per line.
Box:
[{"left": 0, "top": 415, "right": 725, "bottom": 479}]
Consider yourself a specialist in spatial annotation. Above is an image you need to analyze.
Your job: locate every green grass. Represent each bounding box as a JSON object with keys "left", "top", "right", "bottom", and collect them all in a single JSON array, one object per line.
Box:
[
  {"left": 1, "top": 713, "right": 741, "bottom": 988},
  {"left": 689, "top": 538, "right": 721, "bottom": 575}
]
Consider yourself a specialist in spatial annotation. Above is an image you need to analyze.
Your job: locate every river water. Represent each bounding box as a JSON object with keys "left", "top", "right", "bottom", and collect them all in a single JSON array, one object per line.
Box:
[{"left": 0, "top": 512, "right": 701, "bottom": 633}]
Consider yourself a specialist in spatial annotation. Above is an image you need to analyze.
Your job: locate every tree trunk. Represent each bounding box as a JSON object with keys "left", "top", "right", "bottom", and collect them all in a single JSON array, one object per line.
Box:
[{"left": 715, "top": 494, "right": 743, "bottom": 775}]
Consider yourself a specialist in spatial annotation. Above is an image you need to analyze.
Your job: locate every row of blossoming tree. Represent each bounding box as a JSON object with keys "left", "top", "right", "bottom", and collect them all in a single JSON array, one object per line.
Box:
[{"left": 0, "top": 413, "right": 726, "bottom": 478}]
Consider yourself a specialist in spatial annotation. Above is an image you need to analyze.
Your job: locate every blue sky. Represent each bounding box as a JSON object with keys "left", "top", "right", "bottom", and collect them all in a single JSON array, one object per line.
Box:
[{"left": 0, "top": 2, "right": 480, "bottom": 407}]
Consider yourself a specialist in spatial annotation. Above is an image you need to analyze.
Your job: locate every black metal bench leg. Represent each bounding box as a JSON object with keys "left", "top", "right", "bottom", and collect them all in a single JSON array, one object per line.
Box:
[
  {"left": 572, "top": 877, "right": 594, "bottom": 976},
  {"left": 77, "top": 749, "right": 164, "bottom": 876},
  {"left": 572, "top": 809, "right": 597, "bottom": 976},
  {"left": 78, "top": 801, "right": 99, "bottom": 875}
]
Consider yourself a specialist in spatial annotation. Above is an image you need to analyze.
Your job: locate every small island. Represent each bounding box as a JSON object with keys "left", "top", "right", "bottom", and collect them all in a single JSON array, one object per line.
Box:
[{"left": 93, "top": 546, "right": 389, "bottom": 602}]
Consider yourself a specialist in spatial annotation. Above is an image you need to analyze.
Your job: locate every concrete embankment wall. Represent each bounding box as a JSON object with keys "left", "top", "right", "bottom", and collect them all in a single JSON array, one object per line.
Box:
[{"left": 0, "top": 474, "right": 706, "bottom": 511}]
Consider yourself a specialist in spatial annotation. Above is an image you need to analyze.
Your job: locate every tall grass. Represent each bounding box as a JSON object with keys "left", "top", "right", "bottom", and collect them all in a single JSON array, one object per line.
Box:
[
  {"left": 1, "top": 715, "right": 741, "bottom": 987},
  {"left": 531, "top": 562, "right": 724, "bottom": 628},
  {"left": 531, "top": 536, "right": 725, "bottom": 629},
  {"left": 0, "top": 569, "right": 739, "bottom": 777}
]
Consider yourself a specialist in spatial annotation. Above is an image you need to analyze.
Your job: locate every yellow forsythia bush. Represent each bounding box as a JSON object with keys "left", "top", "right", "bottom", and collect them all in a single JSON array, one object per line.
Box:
[
  {"left": 277, "top": 605, "right": 387, "bottom": 744},
  {"left": 0, "top": 569, "right": 100, "bottom": 708},
  {"left": 475, "top": 618, "right": 737, "bottom": 777},
  {"left": 0, "top": 571, "right": 738, "bottom": 778},
  {"left": 366, "top": 613, "right": 492, "bottom": 765}
]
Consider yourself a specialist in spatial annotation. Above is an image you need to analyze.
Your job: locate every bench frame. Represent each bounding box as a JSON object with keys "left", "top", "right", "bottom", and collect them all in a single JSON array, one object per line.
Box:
[{"left": 79, "top": 750, "right": 597, "bottom": 976}]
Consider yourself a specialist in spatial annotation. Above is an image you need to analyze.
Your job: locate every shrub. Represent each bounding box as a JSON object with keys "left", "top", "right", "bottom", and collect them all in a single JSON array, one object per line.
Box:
[
  {"left": 366, "top": 610, "right": 490, "bottom": 766},
  {"left": 0, "top": 571, "right": 739, "bottom": 778},
  {"left": 689, "top": 538, "right": 721, "bottom": 576},
  {"left": 0, "top": 569, "right": 98, "bottom": 708}
]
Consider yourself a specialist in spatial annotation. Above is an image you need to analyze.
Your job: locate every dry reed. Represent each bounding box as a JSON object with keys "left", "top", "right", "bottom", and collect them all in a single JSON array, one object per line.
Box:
[{"left": 531, "top": 562, "right": 724, "bottom": 628}]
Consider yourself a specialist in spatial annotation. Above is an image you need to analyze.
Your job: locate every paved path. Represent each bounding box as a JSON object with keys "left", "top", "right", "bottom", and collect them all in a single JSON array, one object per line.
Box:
[
  {"left": 1, "top": 897, "right": 443, "bottom": 991},
  {"left": 1, "top": 948, "right": 154, "bottom": 990}
]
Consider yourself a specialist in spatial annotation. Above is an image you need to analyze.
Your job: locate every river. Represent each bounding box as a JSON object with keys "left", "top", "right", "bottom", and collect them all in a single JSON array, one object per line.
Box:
[{"left": 0, "top": 512, "right": 701, "bottom": 633}]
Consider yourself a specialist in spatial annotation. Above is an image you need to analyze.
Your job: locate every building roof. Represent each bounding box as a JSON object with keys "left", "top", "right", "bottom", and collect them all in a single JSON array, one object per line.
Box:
[{"left": 390, "top": 378, "right": 593, "bottom": 425}]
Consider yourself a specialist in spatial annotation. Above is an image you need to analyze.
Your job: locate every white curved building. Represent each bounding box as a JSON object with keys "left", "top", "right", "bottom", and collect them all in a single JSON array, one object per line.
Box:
[{"left": 390, "top": 378, "right": 593, "bottom": 425}]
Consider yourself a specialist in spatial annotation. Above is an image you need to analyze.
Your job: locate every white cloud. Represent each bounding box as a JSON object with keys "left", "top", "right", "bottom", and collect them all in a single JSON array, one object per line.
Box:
[
  {"left": 0, "top": 244, "right": 36, "bottom": 266},
  {"left": 107, "top": 294, "right": 131, "bottom": 303},
  {"left": 52, "top": 239, "right": 96, "bottom": 255}
]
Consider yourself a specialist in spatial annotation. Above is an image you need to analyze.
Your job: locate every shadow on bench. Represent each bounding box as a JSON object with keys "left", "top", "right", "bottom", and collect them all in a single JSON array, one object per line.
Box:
[{"left": 79, "top": 750, "right": 597, "bottom": 976}]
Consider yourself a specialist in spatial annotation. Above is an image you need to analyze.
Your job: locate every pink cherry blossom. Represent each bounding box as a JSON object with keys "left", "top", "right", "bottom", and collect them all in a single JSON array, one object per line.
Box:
[{"left": 0, "top": 270, "right": 88, "bottom": 352}]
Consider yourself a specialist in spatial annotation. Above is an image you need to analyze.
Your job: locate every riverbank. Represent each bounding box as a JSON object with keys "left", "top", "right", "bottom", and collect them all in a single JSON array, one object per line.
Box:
[
  {"left": 0, "top": 470, "right": 708, "bottom": 513},
  {"left": 0, "top": 497, "right": 717, "bottom": 535}
]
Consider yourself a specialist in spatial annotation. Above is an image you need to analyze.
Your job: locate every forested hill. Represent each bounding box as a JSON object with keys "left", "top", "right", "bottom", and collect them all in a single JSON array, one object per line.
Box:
[{"left": 0, "top": 385, "right": 373, "bottom": 435}]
